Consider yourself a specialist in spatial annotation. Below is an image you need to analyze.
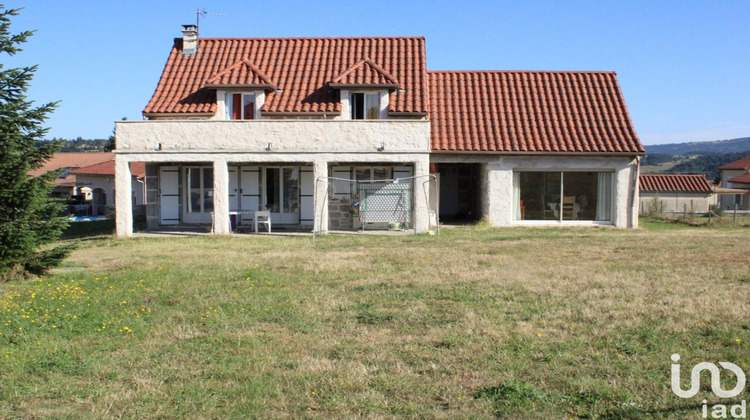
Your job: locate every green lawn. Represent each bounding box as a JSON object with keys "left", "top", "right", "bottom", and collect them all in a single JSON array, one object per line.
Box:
[{"left": 1, "top": 223, "right": 749, "bottom": 418}]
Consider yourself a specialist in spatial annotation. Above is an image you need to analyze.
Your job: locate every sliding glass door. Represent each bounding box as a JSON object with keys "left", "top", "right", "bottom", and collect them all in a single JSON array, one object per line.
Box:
[
  {"left": 264, "top": 167, "right": 299, "bottom": 224},
  {"left": 514, "top": 171, "right": 612, "bottom": 222},
  {"left": 183, "top": 166, "right": 214, "bottom": 224}
]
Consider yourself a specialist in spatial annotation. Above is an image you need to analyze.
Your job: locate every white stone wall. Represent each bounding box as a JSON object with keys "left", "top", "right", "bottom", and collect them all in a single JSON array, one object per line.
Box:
[
  {"left": 639, "top": 192, "right": 715, "bottom": 215},
  {"left": 115, "top": 120, "right": 429, "bottom": 153},
  {"left": 431, "top": 154, "right": 640, "bottom": 228}
]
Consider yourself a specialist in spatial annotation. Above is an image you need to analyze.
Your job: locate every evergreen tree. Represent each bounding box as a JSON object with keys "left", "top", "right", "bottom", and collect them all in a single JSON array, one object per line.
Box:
[{"left": 0, "top": 5, "right": 73, "bottom": 278}]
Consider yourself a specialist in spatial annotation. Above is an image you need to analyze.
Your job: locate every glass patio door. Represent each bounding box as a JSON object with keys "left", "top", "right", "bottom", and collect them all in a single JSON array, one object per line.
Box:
[
  {"left": 263, "top": 167, "right": 299, "bottom": 224},
  {"left": 182, "top": 166, "right": 214, "bottom": 224}
]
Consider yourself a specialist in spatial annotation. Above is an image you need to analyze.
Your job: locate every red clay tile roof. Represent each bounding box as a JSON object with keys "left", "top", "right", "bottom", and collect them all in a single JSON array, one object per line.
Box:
[
  {"left": 144, "top": 37, "right": 427, "bottom": 116},
  {"left": 639, "top": 174, "right": 713, "bottom": 193},
  {"left": 28, "top": 153, "right": 114, "bottom": 177},
  {"left": 719, "top": 156, "right": 750, "bottom": 170},
  {"left": 70, "top": 160, "right": 146, "bottom": 179},
  {"left": 727, "top": 172, "right": 750, "bottom": 184},
  {"left": 427, "top": 71, "right": 644, "bottom": 153},
  {"left": 329, "top": 58, "right": 399, "bottom": 88},
  {"left": 204, "top": 58, "right": 278, "bottom": 89}
]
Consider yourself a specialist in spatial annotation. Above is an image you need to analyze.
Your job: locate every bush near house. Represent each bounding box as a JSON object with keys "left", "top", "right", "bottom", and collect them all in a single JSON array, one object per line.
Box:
[{"left": 0, "top": 225, "right": 748, "bottom": 418}]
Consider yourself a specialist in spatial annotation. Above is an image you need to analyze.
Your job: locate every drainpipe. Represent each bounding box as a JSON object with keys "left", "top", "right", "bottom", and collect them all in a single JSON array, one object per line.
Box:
[{"left": 136, "top": 177, "right": 146, "bottom": 207}]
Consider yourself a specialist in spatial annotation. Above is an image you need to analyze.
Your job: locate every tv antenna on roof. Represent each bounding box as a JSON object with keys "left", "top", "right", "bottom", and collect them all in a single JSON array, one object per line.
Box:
[{"left": 196, "top": 8, "right": 229, "bottom": 34}]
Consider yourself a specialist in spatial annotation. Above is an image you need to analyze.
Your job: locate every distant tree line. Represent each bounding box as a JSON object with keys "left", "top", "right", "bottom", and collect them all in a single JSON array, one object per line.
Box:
[
  {"left": 645, "top": 137, "right": 750, "bottom": 155},
  {"left": 35, "top": 137, "right": 109, "bottom": 152}
]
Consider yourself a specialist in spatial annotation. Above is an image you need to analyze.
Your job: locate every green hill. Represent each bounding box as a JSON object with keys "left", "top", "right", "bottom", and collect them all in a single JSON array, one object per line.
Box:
[
  {"left": 645, "top": 137, "right": 750, "bottom": 154},
  {"left": 642, "top": 151, "right": 749, "bottom": 181}
]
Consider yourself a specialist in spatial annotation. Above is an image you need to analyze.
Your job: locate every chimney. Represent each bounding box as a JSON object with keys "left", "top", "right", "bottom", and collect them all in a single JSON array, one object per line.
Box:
[{"left": 181, "top": 24, "right": 198, "bottom": 56}]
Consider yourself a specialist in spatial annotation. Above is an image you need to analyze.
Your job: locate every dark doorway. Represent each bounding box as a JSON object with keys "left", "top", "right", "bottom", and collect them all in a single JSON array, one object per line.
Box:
[{"left": 436, "top": 164, "right": 481, "bottom": 222}]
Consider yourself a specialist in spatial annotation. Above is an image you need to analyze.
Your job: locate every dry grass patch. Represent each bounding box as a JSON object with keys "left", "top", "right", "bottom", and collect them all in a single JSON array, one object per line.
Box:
[{"left": 1, "top": 224, "right": 749, "bottom": 417}]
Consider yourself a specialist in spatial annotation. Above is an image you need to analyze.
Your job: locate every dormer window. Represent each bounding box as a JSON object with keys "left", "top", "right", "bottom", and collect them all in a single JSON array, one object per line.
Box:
[
  {"left": 225, "top": 93, "right": 255, "bottom": 120},
  {"left": 350, "top": 92, "right": 380, "bottom": 120}
]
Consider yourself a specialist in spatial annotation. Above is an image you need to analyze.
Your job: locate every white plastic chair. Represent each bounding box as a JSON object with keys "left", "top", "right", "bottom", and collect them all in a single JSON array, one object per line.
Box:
[{"left": 254, "top": 211, "right": 271, "bottom": 233}]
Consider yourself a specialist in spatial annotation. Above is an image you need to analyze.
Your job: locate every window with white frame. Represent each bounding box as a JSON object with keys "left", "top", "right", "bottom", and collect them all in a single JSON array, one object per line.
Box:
[
  {"left": 513, "top": 171, "right": 613, "bottom": 222},
  {"left": 354, "top": 166, "right": 390, "bottom": 181},
  {"left": 186, "top": 167, "right": 214, "bottom": 213},
  {"left": 225, "top": 92, "right": 255, "bottom": 120},
  {"left": 350, "top": 92, "right": 380, "bottom": 119}
]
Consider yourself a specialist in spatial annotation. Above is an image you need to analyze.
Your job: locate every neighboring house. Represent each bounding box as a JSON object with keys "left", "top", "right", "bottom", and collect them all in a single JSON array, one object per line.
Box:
[
  {"left": 29, "top": 152, "right": 114, "bottom": 199},
  {"left": 114, "top": 26, "right": 644, "bottom": 236},
  {"left": 70, "top": 160, "right": 146, "bottom": 216},
  {"left": 718, "top": 155, "right": 750, "bottom": 210},
  {"left": 638, "top": 174, "right": 715, "bottom": 215}
]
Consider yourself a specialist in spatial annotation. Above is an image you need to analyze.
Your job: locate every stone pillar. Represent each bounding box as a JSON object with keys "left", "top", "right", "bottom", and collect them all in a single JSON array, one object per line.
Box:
[
  {"left": 115, "top": 157, "right": 133, "bottom": 237},
  {"left": 630, "top": 158, "right": 640, "bottom": 229},
  {"left": 213, "top": 159, "right": 230, "bottom": 234},
  {"left": 485, "top": 160, "right": 513, "bottom": 227},
  {"left": 412, "top": 156, "right": 431, "bottom": 233},
  {"left": 313, "top": 160, "right": 329, "bottom": 233},
  {"left": 145, "top": 163, "right": 159, "bottom": 230},
  {"left": 615, "top": 158, "right": 640, "bottom": 229}
]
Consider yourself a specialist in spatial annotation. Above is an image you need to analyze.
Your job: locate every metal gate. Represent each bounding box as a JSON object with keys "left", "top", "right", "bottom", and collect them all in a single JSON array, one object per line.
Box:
[
  {"left": 357, "top": 180, "right": 413, "bottom": 230},
  {"left": 314, "top": 174, "right": 439, "bottom": 236}
]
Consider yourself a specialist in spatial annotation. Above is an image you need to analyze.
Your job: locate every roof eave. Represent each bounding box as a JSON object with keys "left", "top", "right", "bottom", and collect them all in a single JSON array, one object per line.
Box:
[
  {"left": 430, "top": 150, "right": 646, "bottom": 156},
  {"left": 142, "top": 112, "right": 215, "bottom": 118},
  {"left": 641, "top": 190, "right": 713, "bottom": 194},
  {"left": 73, "top": 172, "right": 145, "bottom": 179},
  {"left": 388, "top": 111, "right": 428, "bottom": 117},
  {"left": 260, "top": 111, "right": 341, "bottom": 117}
]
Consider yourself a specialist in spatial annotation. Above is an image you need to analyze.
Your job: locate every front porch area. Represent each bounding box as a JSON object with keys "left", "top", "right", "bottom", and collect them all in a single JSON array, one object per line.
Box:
[
  {"left": 149, "top": 162, "right": 316, "bottom": 232},
  {"left": 114, "top": 155, "right": 432, "bottom": 237}
]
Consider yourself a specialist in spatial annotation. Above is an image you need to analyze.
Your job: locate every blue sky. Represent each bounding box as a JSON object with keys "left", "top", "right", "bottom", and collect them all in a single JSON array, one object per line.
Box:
[{"left": 6, "top": 0, "right": 750, "bottom": 145}]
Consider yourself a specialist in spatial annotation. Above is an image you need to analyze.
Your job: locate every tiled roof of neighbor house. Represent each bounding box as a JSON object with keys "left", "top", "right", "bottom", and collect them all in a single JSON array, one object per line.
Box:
[
  {"left": 28, "top": 152, "right": 114, "bottom": 177},
  {"left": 719, "top": 155, "right": 750, "bottom": 170},
  {"left": 144, "top": 37, "right": 428, "bottom": 116},
  {"left": 727, "top": 172, "right": 750, "bottom": 184},
  {"left": 70, "top": 160, "right": 146, "bottom": 178},
  {"left": 639, "top": 174, "right": 714, "bottom": 193},
  {"left": 427, "top": 71, "right": 644, "bottom": 153}
]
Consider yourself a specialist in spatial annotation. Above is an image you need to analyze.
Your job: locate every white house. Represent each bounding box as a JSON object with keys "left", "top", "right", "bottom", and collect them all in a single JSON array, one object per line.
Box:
[
  {"left": 718, "top": 156, "right": 750, "bottom": 210},
  {"left": 70, "top": 160, "right": 146, "bottom": 216},
  {"left": 114, "top": 27, "right": 644, "bottom": 236}
]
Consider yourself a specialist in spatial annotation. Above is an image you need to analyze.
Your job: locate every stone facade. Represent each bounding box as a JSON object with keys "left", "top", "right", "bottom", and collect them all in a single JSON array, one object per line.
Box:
[
  {"left": 328, "top": 197, "right": 354, "bottom": 231},
  {"left": 145, "top": 163, "right": 160, "bottom": 230},
  {"left": 114, "top": 118, "right": 432, "bottom": 236},
  {"left": 116, "top": 120, "right": 430, "bottom": 153},
  {"left": 639, "top": 192, "right": 716, "bottom": 215}
]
